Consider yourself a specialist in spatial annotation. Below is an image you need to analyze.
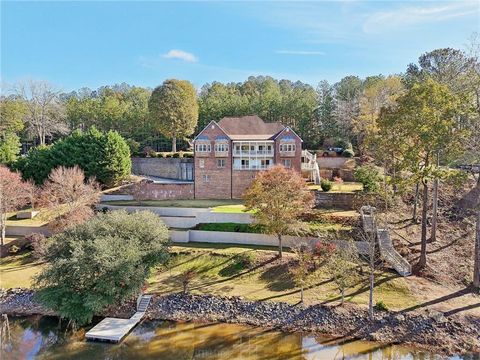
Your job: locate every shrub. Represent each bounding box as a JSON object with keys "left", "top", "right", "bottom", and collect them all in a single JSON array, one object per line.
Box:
[
  {"left": 14, "top": 127, "right": 131, "bottom": 187},
  {"left": 34, "top": 210, "right": 170, "bottom": 325},
  {"left": 172, "top": 152, "right": 181, "bottom": 158},
  {"left": 125, "top": 138, "right": 140, "bottom": 154},
  {"left": 320, "top": 179, "right": 333, "bottom": 192},
  {"left": 26, "top": 233, "right": 48, "bottom": 260},
  {"left": 197, "top": 222, "right": 263, "bottom": 233},
  {"left": 354, "top": 165, "right": 382, "bottom": 193},
  {"left": 334, "top": 139, "right": 352, "bottom": 150},
  {"left": 182, "top": 152, "right": 194, "bottom": 158},
  {"left": 148, "top": 150, "right": 157, "bottom": 158},
  {"left": 375, "top": 300, "right": 389, "bottom": 311},
  {"left": 342, "top": 149, "right": 354, "bottom": 158},
  {"left": 9, "top": 245, "right": 21, "bottom": 254}
]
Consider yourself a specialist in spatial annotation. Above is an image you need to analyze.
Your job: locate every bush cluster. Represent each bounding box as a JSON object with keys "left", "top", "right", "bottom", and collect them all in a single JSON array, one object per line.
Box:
[
  {"left": 354, "top": 165, "right": 382, "bottom": 193},
  {"left": 14, "top": 127, "right": 131, "bottom": 187},
  {"left": 320, "top": 179, "right": 333, "bottom": 192}
]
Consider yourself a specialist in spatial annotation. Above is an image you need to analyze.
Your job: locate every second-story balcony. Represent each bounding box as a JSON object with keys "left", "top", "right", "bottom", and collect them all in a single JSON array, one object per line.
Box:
[{"left": 233, "top": 150, "right": 274, "bottom": 157}]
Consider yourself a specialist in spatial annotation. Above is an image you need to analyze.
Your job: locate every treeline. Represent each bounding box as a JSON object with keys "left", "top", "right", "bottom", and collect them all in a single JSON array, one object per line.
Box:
[{"left": 1, "top": 45, "right": 479, "bottom": 162}]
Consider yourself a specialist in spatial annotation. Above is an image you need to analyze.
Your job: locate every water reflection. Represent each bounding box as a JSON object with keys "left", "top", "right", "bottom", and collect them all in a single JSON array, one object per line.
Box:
[{"left": 0, "top": 316, "right": 464, "bottom": 359}]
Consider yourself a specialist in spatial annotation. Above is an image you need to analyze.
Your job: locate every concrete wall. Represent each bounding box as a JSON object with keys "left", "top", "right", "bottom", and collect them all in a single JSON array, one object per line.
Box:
[
  {"left": 132, "top": 157, "right": 194, "bottom": 180},
  {"left": 98, "top": 205, "right": 252, "bottom": 229},
  {"left": 317, "top": 157, "right": 355, "bottom": 169},
  {"left": 5, "top": 225, "right": 51, "bottom": 237},
  {"left": 171, "top": 229, "right": 369, "bottom": 254},
  {"left": 133, "top": 182, "right": 194, "bottom": 200},
  {"left": 169, "top": 230, "right": 190, "bottom": 243},
  {"left": 100, "top": 194, "right": 134, "bottom": 202}
]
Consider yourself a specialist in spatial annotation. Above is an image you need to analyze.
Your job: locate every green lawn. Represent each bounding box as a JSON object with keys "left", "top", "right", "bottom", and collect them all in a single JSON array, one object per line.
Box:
[
  {"left": 308, "top": 182, "right": 363, "bottom": 193},
  {"left": 147, "top": 245, "right": 418, "bottom": 309},
  {"left": 196, "top": 221, "right": 352, "bottom": 235},
  {"left": 6, "top": 206, "right": 67, "bottom": 227},
  {"left": 0, "top": 252, "right": 44, "bottom": 288},
  {"left": 0, "top": 246, "right": 417, "bottom": 310}
]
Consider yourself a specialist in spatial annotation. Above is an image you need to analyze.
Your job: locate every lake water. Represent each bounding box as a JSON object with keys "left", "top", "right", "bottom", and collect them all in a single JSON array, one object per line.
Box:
[{"left": 1, "top": 316, "right": 466, "bottom": 359}]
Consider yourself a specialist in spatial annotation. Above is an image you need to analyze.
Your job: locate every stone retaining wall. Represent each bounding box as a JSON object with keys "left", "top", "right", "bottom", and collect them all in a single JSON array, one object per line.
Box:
[
  {"left": 314, "top": 191, "right": 382, "bottom": 210},
  {"left": 132, "top": 157, "right": 194, "bottom": 180}
]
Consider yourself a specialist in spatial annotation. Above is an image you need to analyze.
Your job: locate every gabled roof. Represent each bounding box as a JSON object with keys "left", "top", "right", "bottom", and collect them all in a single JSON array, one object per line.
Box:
[{"left": 217, "top": 115, "right": 285, "bottom": 140}]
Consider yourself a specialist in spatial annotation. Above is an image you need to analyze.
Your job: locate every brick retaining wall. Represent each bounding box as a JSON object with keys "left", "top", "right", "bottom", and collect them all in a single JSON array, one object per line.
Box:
[{"left": 133, "top": 182, "right": 194, "bottom": 200}]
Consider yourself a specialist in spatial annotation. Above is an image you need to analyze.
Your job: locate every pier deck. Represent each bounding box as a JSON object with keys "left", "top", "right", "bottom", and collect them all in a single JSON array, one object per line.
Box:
[{"left": 85, "top": 295, "right": 152, "bottom": 343}]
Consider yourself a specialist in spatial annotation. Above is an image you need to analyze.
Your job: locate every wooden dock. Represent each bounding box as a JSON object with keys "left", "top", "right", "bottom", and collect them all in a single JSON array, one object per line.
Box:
[{"left": 85, "top": 295, "right": 152, "bottom": 343}]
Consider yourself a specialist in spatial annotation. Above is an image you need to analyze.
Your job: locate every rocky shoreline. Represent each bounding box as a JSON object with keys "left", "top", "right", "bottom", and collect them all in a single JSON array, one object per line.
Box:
[{"left": 1, "top": 288, "right": 479, "bottom": 356}]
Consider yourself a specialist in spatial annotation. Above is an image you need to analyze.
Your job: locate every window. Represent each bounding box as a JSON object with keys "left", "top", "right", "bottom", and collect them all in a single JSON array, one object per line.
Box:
[
  {"left": 241, "top": 159, "right": 249, "bottom": 169},
  {"left": 280, "top": 143, "right": 296, "bottom": 152},
  {"left": 195, "top": 143, "right": 211, "bottom": 152},
  {"left": 202, "top": 174, "right": 210, "bottom": 182},
  {"left": 215, "top": 143, "right": 228, "bottom": 152},
  {"left": 260, "top": 159, "right": 271, "bottom": 168},
  {"left": 199, "top": 159, "right": 205, "bottom": 168},
  {"left": 282, "top": 159, "right": 292, "bottom": 168},
  {"left": 216, "top": 159, "right": 226, "bottom": 168}
]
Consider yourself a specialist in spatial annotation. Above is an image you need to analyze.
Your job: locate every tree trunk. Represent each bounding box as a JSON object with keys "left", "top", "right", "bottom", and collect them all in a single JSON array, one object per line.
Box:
[
  {"left": 369, "top": 271, "right": 374, "bottom": 320},
  {"left": 277, "top": 234, "right": 283, "bottom": 258},
  {"left": 418, "top": 180, "right": 429, "bottom": 270},
  {"left": 431, "top": 152, "right": 440, "bottom": 243},
  {"left": 172, "top": 136, "right": 177, "bottom": 153},
  {"left": 0, "top": 213, "right": 6, "bottom": 247},
  {"left": 431, "top": 177, "right": 439, "bottom": 243},
  {"left": 413, "top": 182, "right": 419, "bottom": 221},
  {"left": 474, "top": 208, "right": 480, "bottom": 289}
]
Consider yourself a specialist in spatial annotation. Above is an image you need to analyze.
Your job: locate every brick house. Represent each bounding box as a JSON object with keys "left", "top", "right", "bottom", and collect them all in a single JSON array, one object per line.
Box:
[{"left": 193, "top": 115, "right": 304, "bottom": 199}]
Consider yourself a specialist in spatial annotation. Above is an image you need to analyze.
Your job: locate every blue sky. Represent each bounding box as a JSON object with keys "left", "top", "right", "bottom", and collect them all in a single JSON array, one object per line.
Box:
[{"left": 1, "top": 1, "right": 479, "bottom": 91}]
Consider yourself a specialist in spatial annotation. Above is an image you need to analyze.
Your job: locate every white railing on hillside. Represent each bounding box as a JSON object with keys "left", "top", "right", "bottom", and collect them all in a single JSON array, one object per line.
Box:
[{"left": 360, "top": 206, "right": 411, "bottom": 277}]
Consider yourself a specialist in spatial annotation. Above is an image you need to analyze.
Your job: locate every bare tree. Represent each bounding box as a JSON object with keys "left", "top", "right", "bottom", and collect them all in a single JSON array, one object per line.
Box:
[
  {"left": 39, "top": 166, "right": 100, "bottom": 233},
  {"left": 15, "top": 80, "right": 68, "bottom": 145},
  {"left": 327, "top": 241, "right": 360, "bottom": 305},
  {"left": 0, "top": 166, "right": 33, "bottom": 245},
  {"left": 291, "top": 243, "right": 314, "bottom": 304}
]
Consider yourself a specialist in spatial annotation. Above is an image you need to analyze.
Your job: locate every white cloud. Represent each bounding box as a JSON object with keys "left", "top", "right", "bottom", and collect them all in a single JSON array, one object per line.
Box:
[
  {"left": 162, "top": 49, "right": 198, "bottom": 62},
  {"left": 275, "top": 50, "right": 325, "bottom": 55},
  {"left": 363, "top": 2, "right": 479, "bottom": 34}
]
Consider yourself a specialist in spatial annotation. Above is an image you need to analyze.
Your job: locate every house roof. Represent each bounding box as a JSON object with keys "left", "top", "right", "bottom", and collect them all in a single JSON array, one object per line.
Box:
[{"left": 217, "top": 115, "right": 285, "bottom": 140}]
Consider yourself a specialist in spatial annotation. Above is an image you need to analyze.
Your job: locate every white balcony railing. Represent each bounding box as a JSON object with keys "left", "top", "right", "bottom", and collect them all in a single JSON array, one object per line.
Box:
[
  {"left": 233, "top": 150, "right": 274, "bottom": 156},
  {"left": 233, "top": 164, "right": 273, "bottom": 170}
]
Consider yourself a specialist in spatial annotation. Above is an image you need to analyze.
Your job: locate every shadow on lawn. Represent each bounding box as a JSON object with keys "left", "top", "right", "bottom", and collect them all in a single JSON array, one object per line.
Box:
[{"left": 397, "top": 287, "right": 475, "bottom": 314}]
